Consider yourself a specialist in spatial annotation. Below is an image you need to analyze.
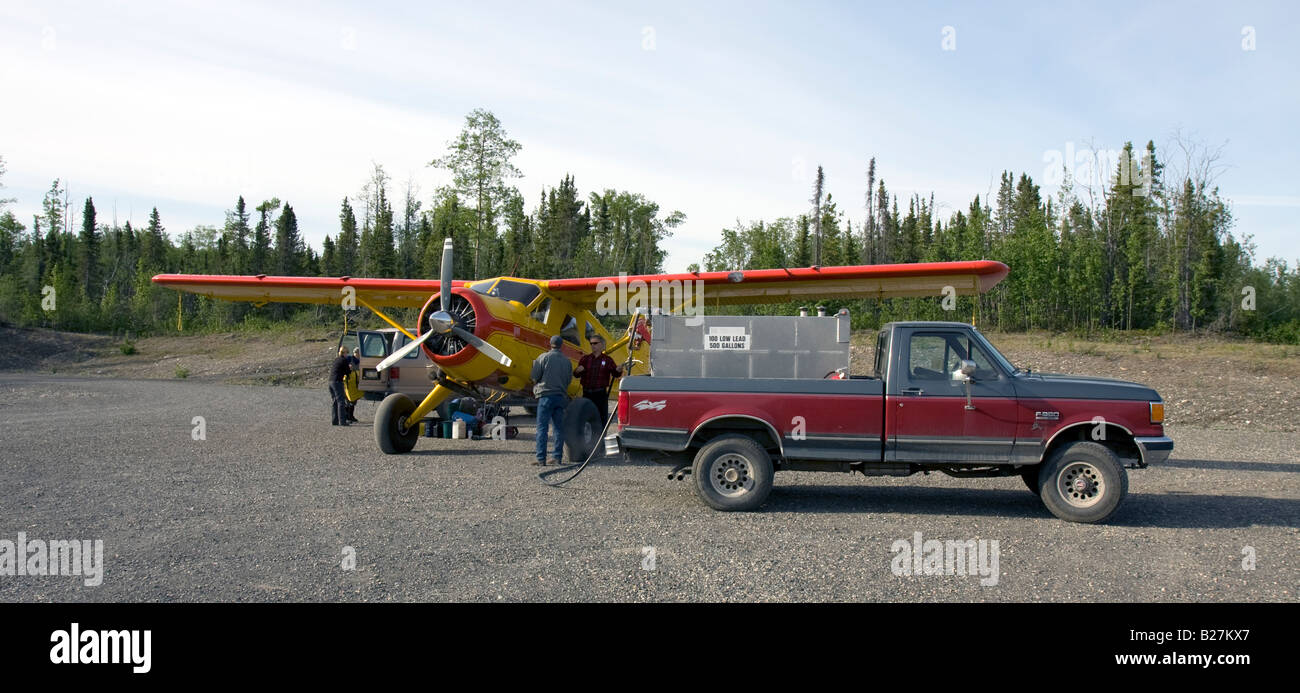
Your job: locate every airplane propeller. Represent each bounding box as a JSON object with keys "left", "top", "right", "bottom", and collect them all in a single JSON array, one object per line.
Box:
[{"left": 376, "top": 238, "right": 513, "bottom": 372}]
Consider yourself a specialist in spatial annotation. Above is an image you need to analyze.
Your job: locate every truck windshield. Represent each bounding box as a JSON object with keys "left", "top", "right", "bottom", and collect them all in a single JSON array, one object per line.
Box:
[{"left": 972, "top": 329, "right": 1018, "bottom": 374}]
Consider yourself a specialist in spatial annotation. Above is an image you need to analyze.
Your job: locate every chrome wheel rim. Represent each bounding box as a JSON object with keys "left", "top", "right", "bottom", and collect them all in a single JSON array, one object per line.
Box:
[
  {"left": 709, "top": 453, "right": 754, "bottom": 497},
  {"left": 1057, "top": 461, "right": 1103, "bottom": 508}
]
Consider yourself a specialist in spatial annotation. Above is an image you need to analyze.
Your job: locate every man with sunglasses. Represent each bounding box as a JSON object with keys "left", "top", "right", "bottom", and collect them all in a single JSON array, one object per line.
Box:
[{"left": 574, "top": 335, "right": 622, "bottom": 426}]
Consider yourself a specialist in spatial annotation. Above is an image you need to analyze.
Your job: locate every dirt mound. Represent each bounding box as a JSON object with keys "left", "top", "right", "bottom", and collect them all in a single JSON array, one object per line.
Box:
[
  {"left": 0, "top": 326, "right": 114, "bottom": 372},
  {"left": 1, "top": 325, "right": 340, "bottom": 387}
]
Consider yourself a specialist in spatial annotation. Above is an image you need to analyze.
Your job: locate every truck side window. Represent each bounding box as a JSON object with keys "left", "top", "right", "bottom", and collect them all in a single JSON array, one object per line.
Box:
[
  {"left": 874, "top": 330, "right": 890, "bottom": 378},
  {"left": 909, "top": 335, "right": 954, "bottom": 380}
]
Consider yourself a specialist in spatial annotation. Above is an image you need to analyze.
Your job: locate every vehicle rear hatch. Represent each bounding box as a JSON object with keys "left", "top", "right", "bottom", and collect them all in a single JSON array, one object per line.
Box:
[{"left": 357, "top": 330, "right": 391, "bottom": 391}]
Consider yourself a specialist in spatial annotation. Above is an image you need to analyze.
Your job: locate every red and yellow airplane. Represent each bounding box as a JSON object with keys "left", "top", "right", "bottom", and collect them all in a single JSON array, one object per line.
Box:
[{"left": 153, "top": 240, "right": 1008, "bottom": 459}]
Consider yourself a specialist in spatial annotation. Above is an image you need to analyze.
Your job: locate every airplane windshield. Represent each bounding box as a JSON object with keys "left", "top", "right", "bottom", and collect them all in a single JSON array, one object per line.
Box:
[
  {"left": 468, "top": 279, "right": 497, "bottom": 295},
  {"left": 487, "top": 280, "right": 540, "bottom": 306}
]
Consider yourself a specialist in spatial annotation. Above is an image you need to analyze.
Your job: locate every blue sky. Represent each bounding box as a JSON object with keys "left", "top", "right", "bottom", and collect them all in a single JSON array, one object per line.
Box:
[{"left": 1, "top": 0, "right": 1296, "bottom": 272}]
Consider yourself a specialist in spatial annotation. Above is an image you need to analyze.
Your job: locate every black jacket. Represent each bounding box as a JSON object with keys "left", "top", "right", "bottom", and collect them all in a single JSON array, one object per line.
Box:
[{"left": 330, "top": 356, "right": 352, "bottom": 383}]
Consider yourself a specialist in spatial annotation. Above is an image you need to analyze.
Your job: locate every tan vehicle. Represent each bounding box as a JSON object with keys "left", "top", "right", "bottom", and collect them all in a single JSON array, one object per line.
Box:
[{"left": 338, "top": 328, "right": 440, "bottom": 402}]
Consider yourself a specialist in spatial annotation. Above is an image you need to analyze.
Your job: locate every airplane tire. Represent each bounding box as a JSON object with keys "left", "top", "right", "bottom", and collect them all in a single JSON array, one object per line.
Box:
[
  {"left": 563, "top": 397, "right": 602, "bottom": 463},
  {"left": 375, "top": 393, "right": 420, "bottom": 454}
]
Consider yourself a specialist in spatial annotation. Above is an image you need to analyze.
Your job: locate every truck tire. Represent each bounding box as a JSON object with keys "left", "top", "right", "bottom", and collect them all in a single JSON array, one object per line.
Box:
[
  {"left": 1038, "top": 441, "right": 1128, "bottom": 523},
  {"left": 1020, "top": 466, "right": 1040, "bottom": 493},
  {"left": 692, "top": 435, "right": 774, "bottom": 512},
  {"left": 563, "top": 396, "right": 601, "bottom": 463},
  {"left": 375, "top": 393, "right": 420, "bottom": 454}
]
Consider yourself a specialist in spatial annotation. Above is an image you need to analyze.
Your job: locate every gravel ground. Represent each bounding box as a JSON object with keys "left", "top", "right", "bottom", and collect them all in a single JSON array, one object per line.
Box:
[{"left": 0, "top": 375, "right": 1295, "bottom": 603}]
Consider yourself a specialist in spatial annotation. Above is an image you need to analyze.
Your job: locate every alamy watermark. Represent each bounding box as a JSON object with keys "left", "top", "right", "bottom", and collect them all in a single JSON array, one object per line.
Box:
[
  {"left": 595, "top": 273, "right": 706, "bottom": 326},
  {"left": 0, "top": 533, "right": 104, "bottom": 587},
  {"left": 1043, "top": 142, "right": 1152, "bottom": 196},
  {"left": 50, "top": 623, "right": 151, "bottom": 674},
  {"left": 891, "top": 531, "right": 1000, "bottom": 586}
]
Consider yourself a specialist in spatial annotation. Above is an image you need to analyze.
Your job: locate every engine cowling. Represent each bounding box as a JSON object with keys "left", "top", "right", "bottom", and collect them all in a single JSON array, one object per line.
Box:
[{"left": 417, "top": 289, "right": 478, "bottom": 363}]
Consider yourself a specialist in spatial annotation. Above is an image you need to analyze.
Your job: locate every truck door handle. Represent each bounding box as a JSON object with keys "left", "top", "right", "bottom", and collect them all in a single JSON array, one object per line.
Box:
[{"left": 902, "top": 387, "right": 924, "bottom": 395}]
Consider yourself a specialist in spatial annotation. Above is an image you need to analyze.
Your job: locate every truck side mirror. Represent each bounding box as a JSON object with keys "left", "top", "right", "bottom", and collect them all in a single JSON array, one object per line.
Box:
[
  {"left": 952, "top": 359, "right": 977, "bottom": 411},
  {"left": 951, "top": 359, "right": 976, "bottom": 382}
]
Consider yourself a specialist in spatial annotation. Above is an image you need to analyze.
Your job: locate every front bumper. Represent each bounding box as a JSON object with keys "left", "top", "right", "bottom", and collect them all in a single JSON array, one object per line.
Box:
[{"left": 1134, "top": 436, "right": 1174, "bottom": 466}]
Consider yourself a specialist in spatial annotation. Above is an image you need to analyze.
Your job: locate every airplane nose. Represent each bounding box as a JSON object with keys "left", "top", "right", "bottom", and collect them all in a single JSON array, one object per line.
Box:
[{"left": 428, "top": 310, "right": 454, "bottom": 334}]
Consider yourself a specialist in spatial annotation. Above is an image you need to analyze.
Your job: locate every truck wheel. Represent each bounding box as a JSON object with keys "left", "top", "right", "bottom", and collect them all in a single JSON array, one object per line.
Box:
[
  {"left": 692, "top": 435, "right": 774, "bottom": 511},
  {"left": 1020, "top": 467, "right": 1040, "bottom": 493},
  {"left": 1038, "top": 441, "right": 1128, "bottom": 523},
  {"left": 375, "top": 393, "right": 420, "bottom": 454},
  {"left": 563, "top": 397, "right": 601, "bottom": 463}
]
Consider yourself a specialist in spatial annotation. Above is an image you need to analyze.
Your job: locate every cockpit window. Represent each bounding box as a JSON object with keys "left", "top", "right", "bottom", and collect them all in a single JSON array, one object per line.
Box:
[
  {"left": 487, "top": 279, "right": 540, "bottom": 306},
  {"left": 468, "top": 279, "right": 497, "bottom": 295},
  {"left": 468, "top": 278, "right": 541, "bottom": 306},
  {"left": 560, "top": 315, "right": 580, "bottom": 346},
  {"left": 530, "top": 297, "right": 551, "bottom": 324}
]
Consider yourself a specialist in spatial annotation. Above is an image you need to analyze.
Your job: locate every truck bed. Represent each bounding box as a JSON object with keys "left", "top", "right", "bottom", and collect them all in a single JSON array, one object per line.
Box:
[{"left": 618, "top": 375, "right": 885, "bottom": 462}]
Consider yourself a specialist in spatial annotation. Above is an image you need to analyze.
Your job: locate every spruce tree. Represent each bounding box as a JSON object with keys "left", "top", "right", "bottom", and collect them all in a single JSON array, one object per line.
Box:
[
  {"left": 337, "top": 197, "right": 359, "bottom": 276},
  {"left": 273, "top": 203, "right": 301, "bottom": 276},
  {"left": 250, "top": 199, "right": 279, "bottom": 274},
  {"left": 811, "top": 166, "right": 824, "bottom": 265},
  {"left": 227, "top": 196, "right": 251, "bottom": 274},
  {"left": 321, "top": 235, "right": 336, "bottom": 276},
  {"left": 78, "top": 197, "right": 100, "bottom": 300}
]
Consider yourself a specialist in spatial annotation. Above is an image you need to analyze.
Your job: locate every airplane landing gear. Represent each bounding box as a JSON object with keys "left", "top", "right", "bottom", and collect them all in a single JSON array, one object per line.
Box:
[
  {"left": 375, "top": 393, "right": 420, "bottom": 454},
  {"left": 563, "top": 397, "right": 602, "bottom": 463}
]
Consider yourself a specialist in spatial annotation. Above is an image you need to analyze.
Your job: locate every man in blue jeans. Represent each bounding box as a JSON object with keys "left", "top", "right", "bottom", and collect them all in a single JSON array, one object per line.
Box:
[{"left": 529, "top": 335, "right": 573, "bottom": 465}]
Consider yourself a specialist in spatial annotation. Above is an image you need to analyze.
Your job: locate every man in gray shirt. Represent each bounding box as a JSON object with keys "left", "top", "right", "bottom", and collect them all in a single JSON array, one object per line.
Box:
[{"left": 530, "top": 335, "right": 573, "bottom": 465}]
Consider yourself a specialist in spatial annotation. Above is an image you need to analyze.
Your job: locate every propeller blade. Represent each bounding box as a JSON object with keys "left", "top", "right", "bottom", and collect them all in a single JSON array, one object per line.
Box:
[
  {"left": 377, "top": 330, "right": 435, "bottom": 371},
  {"left": 450, "top": 326, "right": 513, "bottom": 368},
  {"left": 440, "top": 237, "right": 453, "bottom": 314}
]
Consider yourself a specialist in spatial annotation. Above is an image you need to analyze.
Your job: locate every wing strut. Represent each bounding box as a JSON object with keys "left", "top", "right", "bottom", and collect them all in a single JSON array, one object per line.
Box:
[{"left": 356, "top": 297, "right": 418, "bottom": 341}]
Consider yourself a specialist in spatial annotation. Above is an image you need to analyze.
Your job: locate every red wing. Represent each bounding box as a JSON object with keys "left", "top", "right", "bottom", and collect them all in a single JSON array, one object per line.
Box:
[
  {"left": 541, "top": 261, "right": 1009, "bottom": 308},
  {"left": 151, "top": 274, "right": 466, "bottom": 309}
]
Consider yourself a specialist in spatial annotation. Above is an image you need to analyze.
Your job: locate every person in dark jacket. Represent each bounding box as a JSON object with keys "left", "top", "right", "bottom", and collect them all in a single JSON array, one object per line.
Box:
[
  {"left": 575, "top": 335, "right": 621, "bottom": 425},
  {"left": 528, "top": 335, "right": 573, "bottom": 465},
  {"left": 329, "top": 346, "right": 352, "bottom": 426}
]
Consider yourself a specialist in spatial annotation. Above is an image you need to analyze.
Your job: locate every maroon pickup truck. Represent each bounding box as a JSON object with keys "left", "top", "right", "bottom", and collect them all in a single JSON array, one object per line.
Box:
[{"left": 614, "top": 321, "right": 1172, "bottom": 523}]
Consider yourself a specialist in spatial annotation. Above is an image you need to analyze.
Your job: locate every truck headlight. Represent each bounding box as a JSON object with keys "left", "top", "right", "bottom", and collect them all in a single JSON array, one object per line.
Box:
[{"left": 1149, "top": 401, "right": 1164, "bottom": 424}]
